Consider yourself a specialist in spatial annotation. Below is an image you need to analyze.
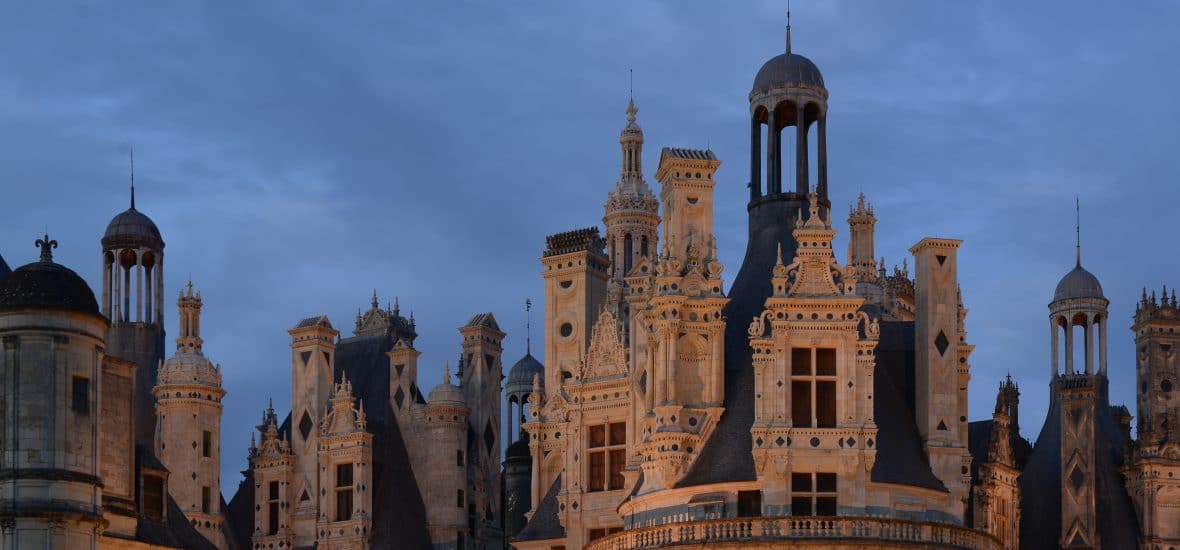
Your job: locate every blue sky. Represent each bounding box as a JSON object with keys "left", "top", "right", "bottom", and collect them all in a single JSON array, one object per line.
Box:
[{"left": 2, "top": 1, "right": 1178, "bottom": 497}]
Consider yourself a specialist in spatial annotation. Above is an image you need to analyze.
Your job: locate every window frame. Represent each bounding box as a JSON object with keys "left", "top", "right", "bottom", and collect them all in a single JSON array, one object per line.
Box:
[
  {"left": 267, "top": 481, "right": 280, "bottom": 535},
  {"left": 72, "top": 376, "right": 90, "bottom": 415},
  {"left": 789, "top": 347, "right": 838, "bottom": 428},
  {"left": 202, "top": 430, "right": 213, "bottom": 458},
  {"left": 790, "top": 472, "right": 838, "bottom": 517},
  {"left": 335, "top": 463, "right": 354, "bottom": 521},
  {"left": 586, "top": 421, "right": 627, "bottom": 492}
]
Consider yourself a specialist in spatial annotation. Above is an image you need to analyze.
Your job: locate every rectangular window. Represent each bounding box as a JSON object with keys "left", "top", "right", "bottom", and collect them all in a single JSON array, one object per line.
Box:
[
  {"left": 457, "top": 489, "right": 465, "bottom": 508},
  {"left": 268, "top": 481, "right": 280, "bottom": 535},
  {"left": 202, "top": 430, "right": 212, "bottom": 458},
  {"left": 791, "top": 472, "right": 837, "bottom": 516},
  {"left": 790, "top": 348, "right": 838, "bottom": 428},
  {"left": 457, "top": 449, "right": 464, "bottom": 467},
  {"left": 202, "top": 486, "right": 211, "bottom": 514},
  {"left": 72, "top": 377, "right": 89, "bottom": 414},
  {"left": 737, "top": 490, "right": 762, "bottom": 517},
  {"left": 587, "top": 422, "right": 627, "bottom": 492},
  {"left": 336, "top": 463, "right": 354, "bottom": 521},
  {"left": 143, "top": 475, "right": 164, "bottom": 521}
]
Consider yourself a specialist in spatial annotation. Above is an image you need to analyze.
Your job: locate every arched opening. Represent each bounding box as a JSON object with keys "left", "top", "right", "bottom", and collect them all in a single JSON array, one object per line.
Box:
[
  {"left": 623, "top": 233, "right": 633, "bottom": 275},
  {"left": 806, "top": 102, "right": 822, "bottom": 193},
  {"left": 119, "top": 248, "right": 137, "bottom": 323},
  {"left": 142, "top": 251, "right": 156, "bottom": 324},
  {"left": 640, "top": 236, "right": 649, "bottom": 259},
  {"left": 750, "top": 106, "right": 768, "bottom": 198}
]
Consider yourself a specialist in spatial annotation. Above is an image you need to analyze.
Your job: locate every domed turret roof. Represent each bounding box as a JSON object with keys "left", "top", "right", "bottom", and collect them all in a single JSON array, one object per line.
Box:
[
  {"left": 1054, "top": 264, "right": 1104, "bottom": 302},
  {"left": 103, "top": 207, "right": 163, "bottom": 249},
  {"left": 753, "top": 52, "right": 825, "bottom": 91},
  {"left": 428, "top": 363, "right": 466, "bottom": 407},
  {"left": 505, "top": 438, "right": 530, "bottom": 459},
  {"left": 0, "top": 238, "right": 100, "bottom": 316},
  {"left": 506, "top": 353, "right": 545, "bottom": 396}
]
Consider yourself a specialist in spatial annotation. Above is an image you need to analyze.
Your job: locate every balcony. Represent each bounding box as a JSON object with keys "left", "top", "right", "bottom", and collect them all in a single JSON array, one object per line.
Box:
[{"left": 585, "top": 516, "right": 1001, "bottom": 550}]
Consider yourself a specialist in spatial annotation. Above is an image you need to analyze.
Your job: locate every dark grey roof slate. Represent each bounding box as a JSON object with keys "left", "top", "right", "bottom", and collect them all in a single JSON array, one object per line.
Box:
[
  {"left": 224, "top": 471, "right": 255, "bottom": 550},
  {"left": 1019, "top": 378, "right": 1139, "bottom": 550},
  {"left": 465, "top": 312, "right": 501, "bottom": 331},
  {"left": 0, "top": 252, "right": 10, "bottom": 282},
  {"left": 134, "top": 445, "right": 219, "bottom": 549},
  {"left": 295, "top": 314, "right": 332, "bottom": 329},
  {"left": 0, "top": 256, "right": 102, "bottom": 316},
  {"left": 661, "top": 147, "right": 718, "bottom": 161},
  {"left": 869, "top": 321, "right": 945, "bottom": 491},
  {"left": 103, "top": 207, "right": 164, "bottom": 250},
  {"left": 753, "top": 52, "right": 825, "bottom": 90},
  {"left": 514, "top": 474, "right": 565, "bottom": 542}
]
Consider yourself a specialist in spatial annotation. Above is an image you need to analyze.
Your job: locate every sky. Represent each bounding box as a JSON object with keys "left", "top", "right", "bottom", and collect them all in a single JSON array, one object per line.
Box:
[{"left": 1, "top": 1, "right": 1179, "bottom": 498}]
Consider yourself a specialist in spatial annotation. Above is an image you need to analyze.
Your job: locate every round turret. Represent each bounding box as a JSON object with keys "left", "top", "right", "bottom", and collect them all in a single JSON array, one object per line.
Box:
[
  {"left": 0, "top": 236, "right": 101, "bottom": 317},
  {"left": 1053, "top": 265, "right": 1104, "bottom": 302},
  {"left": 506, "top": 353, "right": 544, "bottom": 399},
  {"left": 103, "top": 207, "right": 164, "bottom": 250},
  {"left": 752, "top": 52, "right": 825, "bottom": 92}
]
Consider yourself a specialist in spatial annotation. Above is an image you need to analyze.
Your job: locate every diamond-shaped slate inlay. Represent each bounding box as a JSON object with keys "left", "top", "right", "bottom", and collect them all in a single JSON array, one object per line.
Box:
[
  {"left": 484, "top": 420, "right": 495, "bottom": 455},
  {"left": 1069, "top": 465, "right": 1085, "bottom": 490},
  {"left": 775, "top": 436, "right": 785, "bottom": 447},
  {"left": 394, "top": 386, "right": 405, "bottom": 409},
  {"left": 935, "top": 330, "right": 950, "bottom": 357},
  {"left": 299, "top": 411, "right": 314, "bottom": 440}
]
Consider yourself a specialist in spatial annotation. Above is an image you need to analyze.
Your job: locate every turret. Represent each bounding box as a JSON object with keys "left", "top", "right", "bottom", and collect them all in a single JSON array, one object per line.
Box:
[
  {"left": 459, "top": 313, "right": 505, "bottom": 545},
  {"left": 603, "top": 99, "right": 660, "bottom": 315},
  {"left": 153, "top": 281, "right": 226, "bottom": 547},
  {"left": 286, "top": 314, "right": 338, "bottom": 544},
  {"left": 250, "top": 401, "right": 294, "bottom": 549},
  {"left": 315, "top": 373, "right": 373, "bottom": 548},
  {"left": 424, "top": 363, "right": 470, "bottom": 548}
]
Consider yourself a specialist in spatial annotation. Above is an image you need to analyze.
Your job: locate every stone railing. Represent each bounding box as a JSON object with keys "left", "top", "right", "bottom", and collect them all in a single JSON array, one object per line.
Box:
[{"left": 585, "top": 516, "right": 1001, "bottom": 550}]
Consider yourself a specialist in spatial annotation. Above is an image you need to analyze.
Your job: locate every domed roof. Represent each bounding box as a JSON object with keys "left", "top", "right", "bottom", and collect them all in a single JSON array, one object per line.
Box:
[
  {"left": 428, "top": 363, "right": 467, "bottom": 407},
  {"left": 753, "top": 52, "right": 825, "bottom": 91},
  {"left": 159, "top": 351, "right": 220, "bottom": 385},
  {"left": 103, "top": 207, "right": 163, "bottom": 248},
  {"left": 505, "top": 438, "right": 530, "bottom": 459},
  {"left": 506, "top": 353, "right": 545, "bottom": 396},
  {"left": 1054, "top": 264, "right": 1105, "bottom": 302},
  {"left": 0, "top": 241, "right": 100, "bottom": 316}
]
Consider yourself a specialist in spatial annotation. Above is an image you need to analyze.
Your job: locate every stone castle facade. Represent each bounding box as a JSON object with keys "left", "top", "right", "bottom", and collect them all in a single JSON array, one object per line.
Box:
[{"left": 1, "top": 17, "right": 1179, "bottom": 550}]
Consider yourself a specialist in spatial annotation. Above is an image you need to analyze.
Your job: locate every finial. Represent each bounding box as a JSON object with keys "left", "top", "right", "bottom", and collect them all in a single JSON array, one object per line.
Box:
[
  {"left": 34, "top": 233, "right": 58, "bottom": 263},
  {"left": 525, "top": 298, "right": 533, "bottom": 355},
  {"left": 775, "top": 243, "right": 784, "bottom": 266},
  {"left": 129, "top": 146, "right": 136, "bottom": 210},
  {"left": 629, "top": 68, "right": 633, "bottom": 101},
  {"left": 393, "top": 296, "right": 400, "bottom": 316},
  {"left": 786, "top": 0, "right": 792, "bottom": 55},
  {"left": 443, "top": 361, "right": 452, "bottom": 385},
  {"left": 1075, "top": 196, "right": 1081, "bottom": 267},
  {"left": 371, "top": 290, "right": 378, "bottom": 309}
]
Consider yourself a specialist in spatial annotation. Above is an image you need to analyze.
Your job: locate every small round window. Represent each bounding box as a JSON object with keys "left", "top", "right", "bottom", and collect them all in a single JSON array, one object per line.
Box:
[
  {"left": 1163, "top": 380, "right": 1174, "bottom": 394},
  {"left": 559, "top": 323, "right": 573, "bottom": 338}
]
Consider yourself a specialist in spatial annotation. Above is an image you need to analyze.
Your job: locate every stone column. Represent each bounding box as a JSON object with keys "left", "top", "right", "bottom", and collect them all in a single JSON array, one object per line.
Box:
[
  {"left": 1099, "top": 317, "right": 1108, "bottom": 376},
  {"left": 156, "top": 255, "right": 164, "bottom": 326},
  {"left": 767, "top": 107, "right": 778, "bottom": 194},
  {"left": 102, "top": 254, "right": 111, "bottom": 317},
  {"left": 1064, "top": 321, "right": 1074, "bottom": 375},
  {"left": 653, "top": 338, "right": 666, "bottom": 405},
  {"left": 817, "top": 113, "right": 828, "bottom": 198},
  {"left": 750, "top": 113, "right": 761, "bottom": 200},
  {"left": 136, "top": 250, "right": 144, "bottom": 323},
  {"left": 1084, "top": 315, "right": 1094, "bottom": 375},
  {"left": 711, "top": 328, "right": 723, "bottom": 405},
  {"left": 123, "top": 263, "right": 131, "bottom": 323},
  {"left": 796, "top": 104, "right": 808, "bottom": 195},
  {"left": 1051, "top": 318, "right": 1059, "bottom": 377},
  {"left": 667, "top": 329, "right": 678, "bottom": 403}
]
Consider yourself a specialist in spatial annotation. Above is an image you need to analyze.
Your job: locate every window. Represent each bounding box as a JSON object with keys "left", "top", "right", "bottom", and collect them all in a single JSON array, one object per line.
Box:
[
  {"left": 791, "top": 472, "right": 837, "bottom": 516},
  {"left": 790, "top": 348, "right": 837, "bottom": 428},
  {"left": 268, "top": 481, "right": 280, "bottom": 535},
  {"left": 72, "top": 377, "right": 90, "bottom": 414},
  {"left": 457, "top": 449, "right": 464, "bottom": 466},
  {"left": 587, "top": 422, "right": 626, "bottom": 492},
  {"left": 737, "top": 490, "right": 762, "bottom": 517},
  {"left": 336, "top": 464, "right": 353, "bottom": 521},
  {"left": 457, "top": 489, "right": 465, "bottom": 508},
  {"left": 143, "top": 475, "right": 165, "bottom": 521},
  {"left": 202, "top": 431, "right": 212, "bottom": 458},
  {"left": 201, "top": 486, "right": 211, "bottom": 514},
  {"left": 589, "top": 528, "right": 606, "bottom": 541}
]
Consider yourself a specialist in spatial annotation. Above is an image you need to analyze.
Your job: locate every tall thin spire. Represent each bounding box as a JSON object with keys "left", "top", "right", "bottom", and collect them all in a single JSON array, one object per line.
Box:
[
  {"left": 1075, "top": 196, "right": 1081, "bottom": 267},
  {"left": 525, "top": 298, "right": 532, "bottom": 355},
  {"left": 786, "top": 0, "right": 793, "bottom": 55},
  {"left": 629, "top": 68, "right": 633, "bottom": 101},
  {"left": 129, "top": 146, "right": 136, "bottom": 210}
]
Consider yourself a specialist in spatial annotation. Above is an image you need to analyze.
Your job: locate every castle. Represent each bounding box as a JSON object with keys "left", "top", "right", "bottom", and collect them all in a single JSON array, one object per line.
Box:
[{"left": 0, "top": 17, "right": 1178, "bottom": 550}]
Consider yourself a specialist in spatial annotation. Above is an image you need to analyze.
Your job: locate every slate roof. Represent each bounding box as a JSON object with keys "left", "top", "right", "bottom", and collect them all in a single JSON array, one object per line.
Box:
[
  {"left": 753, "top": 52, "right": 825, "bottom": 90},
  {"left": 661, "top": 147, "right": 718, "bottom": 161},
  {"left": 0, "top": 255, "right": 102, "bottom": 316},
  {"left": 0, "top": 252, "right": 10, "bottom": 282},
  {"left": 514, "top": 474, "right": 565, "bottom": 542},
  {"left": 465, "top": 312, "right": 501, "bottom": 331},
  {"left": 133, "top": 444, "right": 220, "bottom": 550},
  {"left": 295, "top": 314, "right": 333, "bottom": 329},
  {"left": 225, "top": 332, "right": 433, "bottom": 549},
  {"left": 103, "top": 207, "right": 164, "bottom": 250},
  {"left": 1018, "top": 379, "right": 1139, "bottom": 549}
]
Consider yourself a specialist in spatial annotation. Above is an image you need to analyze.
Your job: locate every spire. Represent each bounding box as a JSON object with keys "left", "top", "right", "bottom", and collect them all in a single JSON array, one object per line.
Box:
[
  {"left": 525, "top": 298, "right": 533, "bottom": 355},
  {"left": 1075, "top": 196, "right": 1081, "bottom": 267},
  {"left": 130, "top": 146, "right": 136, "bottom": 210},
  {"left": 785, "top": 0, "right": 793, "bottom": 55},
  {"left": 393, "top": 296, "right": 400, "bottom": 317},
  {"left": 34, "top": 233, "right": 57, "bottom": 263},
  {"left": 443, "top": 360, "right": 452, "bottom": 385}
]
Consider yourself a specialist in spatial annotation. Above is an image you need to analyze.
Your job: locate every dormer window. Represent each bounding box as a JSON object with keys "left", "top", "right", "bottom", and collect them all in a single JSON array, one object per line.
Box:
[{"left": 142, "top": 474, "right": 165, "bottom": 521}]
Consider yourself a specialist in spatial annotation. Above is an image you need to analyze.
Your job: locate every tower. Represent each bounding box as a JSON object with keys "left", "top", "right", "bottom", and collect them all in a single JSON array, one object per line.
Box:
[
  {"left": 910, "top": 237, "right": 972, "bottom": 515},
  {"left": 1125, "top": 286, "right": 1180, "bottom": 547},
  {"left": 287, "top": 314, "right": 338, "bottom": 545},
  {"left": 847, "top": 193, "right": 878, "bottom": 287},
  {"left": 972, "top": 382, "right": 1022, "bottom": 549},
  {"left": 424, "top": 363, "right": 471, "bottom": 548},
  {"left": 540, "top": 228, "right": 609, "bottom": 394},
  {"left": 0, "top": 238, "right": 109, "bottom": 547},
  {"left": 153, "top": 282, "right": 226, "bottom": 547},
  {"left": 250, "top": 401, "right": 294, "bottom": 549},
  {"left": 603, "top": 98, "right": 659, "bottom": 314},
  {"left": 459, "top": 313, "right": 505, "bottom": 546},
  {"left": 102, "top": 189, "right": 167, "bottom": 448}
]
